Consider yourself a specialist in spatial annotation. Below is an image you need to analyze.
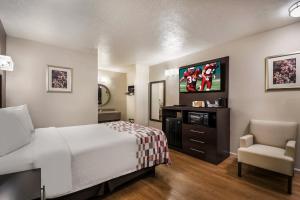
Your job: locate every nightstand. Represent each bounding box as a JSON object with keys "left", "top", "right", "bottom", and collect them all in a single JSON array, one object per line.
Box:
[{"left": 0, "top": 169, "right": 45, "bottom": 200}]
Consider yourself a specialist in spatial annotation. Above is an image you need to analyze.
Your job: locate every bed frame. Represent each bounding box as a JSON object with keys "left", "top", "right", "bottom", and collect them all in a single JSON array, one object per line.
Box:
[{"left": 51, "top": 166, "right": 155, "bottom": 200}]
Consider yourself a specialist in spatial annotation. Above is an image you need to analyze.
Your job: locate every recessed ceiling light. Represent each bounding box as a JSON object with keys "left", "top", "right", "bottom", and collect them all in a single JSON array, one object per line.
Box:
[{"left": 289, "top": 1, "right": 300, "bottom": 17}]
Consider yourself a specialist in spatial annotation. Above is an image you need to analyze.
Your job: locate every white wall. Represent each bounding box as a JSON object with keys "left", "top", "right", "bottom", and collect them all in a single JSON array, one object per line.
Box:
[
  {"left": 135, "top": 64, "right": 149, "bottom": 125},
  {"left": 0, "top": 19, "right": 6, "bottom": 107},
  {"left": 98, "top": 69, "right": 127, "bottom": 120},
  {"left": 126, "top": 65, "right": 136, "bottom": 120},
  {"left": 6, "top": 37, "right": 98, "bottom": 128},
  {"left": 149, "top": 22, "right": 300, "bottom": 168}
]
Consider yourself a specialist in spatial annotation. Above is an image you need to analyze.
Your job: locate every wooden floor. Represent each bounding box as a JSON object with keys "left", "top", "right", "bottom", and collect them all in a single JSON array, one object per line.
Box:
[{"left": 100, "top": 149, "right": 300, "bottom": 200}]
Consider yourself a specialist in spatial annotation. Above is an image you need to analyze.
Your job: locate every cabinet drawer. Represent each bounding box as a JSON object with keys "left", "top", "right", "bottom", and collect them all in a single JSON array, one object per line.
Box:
[
  {"left": 183, "top": 137, "right": 206, "bottom": 146},
  {"left": 182, "top": 123, "right": 215, "bottom": 134},
  {"left": 183, "top": 141, "right": 217, "bottom": 161},
  {"left": 182, "top": 124, "right": 216, "bottom": 144},
  {"left": 183, "top": 142, "right": 216, "bottom": 159},
  {"left": 185, "top": 146, "right": 206, "bottom": 159}
]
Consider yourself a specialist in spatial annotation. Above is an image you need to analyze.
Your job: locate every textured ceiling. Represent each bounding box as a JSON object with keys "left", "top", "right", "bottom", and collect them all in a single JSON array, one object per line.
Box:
[{"left": 0, "top": 0, "right": 299, "bottom": 71}]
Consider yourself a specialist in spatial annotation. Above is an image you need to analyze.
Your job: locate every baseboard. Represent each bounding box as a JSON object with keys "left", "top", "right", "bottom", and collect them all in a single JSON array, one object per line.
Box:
[
  {"left": 229, "top": 152, "right": 237, "bottom": 157},
  {"left": 230, "top": 152, "right": 300, "bottom": 172}
]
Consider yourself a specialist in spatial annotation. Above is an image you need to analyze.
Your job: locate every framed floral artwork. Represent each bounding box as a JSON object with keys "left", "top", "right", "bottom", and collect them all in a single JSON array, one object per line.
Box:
[
  {"left": 265, "top": 52, "right": 300, "bottom": 91},
  {"left": 46, "top": 65, "right": 73, "bottom": 93}
]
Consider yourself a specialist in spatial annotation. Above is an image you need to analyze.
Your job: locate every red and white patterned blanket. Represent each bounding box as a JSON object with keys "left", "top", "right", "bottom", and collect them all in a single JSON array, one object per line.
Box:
[{"left": 104, "top": 121, "right": 170, "bottom": 170}]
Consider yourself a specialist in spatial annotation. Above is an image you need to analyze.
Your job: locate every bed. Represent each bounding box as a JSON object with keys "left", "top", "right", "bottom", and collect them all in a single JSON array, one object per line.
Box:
[{"left": 0, "top": 105, "right": 170, "bottom": 199}]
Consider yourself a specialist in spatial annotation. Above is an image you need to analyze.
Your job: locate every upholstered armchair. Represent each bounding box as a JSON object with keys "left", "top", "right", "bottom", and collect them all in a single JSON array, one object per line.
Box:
[{"left": 238, "top": 120, "right": 298, "bottom": 194}]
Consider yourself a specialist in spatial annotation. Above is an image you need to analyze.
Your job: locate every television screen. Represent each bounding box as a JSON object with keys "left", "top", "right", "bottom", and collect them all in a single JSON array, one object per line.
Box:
[{"left": 179, "top": 61, "right": 221, "bottom": 93}]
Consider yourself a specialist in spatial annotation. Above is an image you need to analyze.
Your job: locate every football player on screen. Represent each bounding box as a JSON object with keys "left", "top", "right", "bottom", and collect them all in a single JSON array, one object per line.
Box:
[
  {"left": 180, "top": 67, "right": 202, "bottom": 92},
  {"left": 200, "top": 62, "right": 218, "bottom": 91}
]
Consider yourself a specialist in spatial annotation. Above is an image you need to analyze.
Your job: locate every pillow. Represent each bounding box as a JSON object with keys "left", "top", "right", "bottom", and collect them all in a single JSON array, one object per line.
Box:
[
  {"left": 0, "top": 108, "right": 32, "bottom": 157},
  {"left": 4, "top": 105, "right": 35, "bottom": 135}
]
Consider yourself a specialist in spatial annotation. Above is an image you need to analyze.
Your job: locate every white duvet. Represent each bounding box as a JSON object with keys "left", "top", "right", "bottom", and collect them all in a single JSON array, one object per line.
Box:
[{"left": 0, "top": 123, "right": 138, "bottom": 198}]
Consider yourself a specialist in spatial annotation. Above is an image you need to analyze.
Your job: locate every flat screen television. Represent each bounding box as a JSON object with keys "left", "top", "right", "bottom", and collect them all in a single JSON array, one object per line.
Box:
[{"left": 179, "top": 61, "right": 222, "bottom": 93}]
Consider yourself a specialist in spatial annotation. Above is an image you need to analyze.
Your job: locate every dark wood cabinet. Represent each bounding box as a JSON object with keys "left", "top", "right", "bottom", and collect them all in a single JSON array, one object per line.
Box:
[
  {"left": 0, "top": 169, "right": 44, "bottom": 200},
  {"left": 162, "top": 106, "right": 230, "bottom": 164},
  {"left": 162, "top": 56, "right": 230, "bottom": 164}
]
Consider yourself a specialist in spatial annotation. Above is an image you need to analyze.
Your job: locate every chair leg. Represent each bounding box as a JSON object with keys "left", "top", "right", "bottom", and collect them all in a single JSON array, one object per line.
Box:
[
  {"left": 238, "top": 162, "right": 242, "bottom": 177},
  {"left": 288, "top": 176, "right": 292, "bottom": 194}
]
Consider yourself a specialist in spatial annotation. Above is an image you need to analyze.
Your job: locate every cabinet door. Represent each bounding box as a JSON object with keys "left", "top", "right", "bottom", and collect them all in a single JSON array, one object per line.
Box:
[
  {"left": 0, "top": 169, "right": 41, "bottom": 200},
  {"left": 165, "top": 118, "right": 182, "bottom": 148}
]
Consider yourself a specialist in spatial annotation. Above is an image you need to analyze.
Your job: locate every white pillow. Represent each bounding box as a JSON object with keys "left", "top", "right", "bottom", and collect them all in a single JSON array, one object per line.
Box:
[
  {"left": 0, "top": 108, "right": 32, "bottom": 157},
  {"left": 4, "top": 105, "right": 35, "bottom": 135}
]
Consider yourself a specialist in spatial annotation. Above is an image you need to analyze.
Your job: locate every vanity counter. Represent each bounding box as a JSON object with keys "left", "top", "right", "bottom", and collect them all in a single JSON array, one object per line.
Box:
[{"left": 98, "top": 110, "right": 121, "bottom": 123}]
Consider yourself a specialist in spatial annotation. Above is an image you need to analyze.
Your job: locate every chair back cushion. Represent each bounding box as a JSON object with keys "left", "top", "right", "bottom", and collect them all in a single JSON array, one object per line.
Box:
[{"left": 250, "top": 120, "right": 298, "bottom": 148}]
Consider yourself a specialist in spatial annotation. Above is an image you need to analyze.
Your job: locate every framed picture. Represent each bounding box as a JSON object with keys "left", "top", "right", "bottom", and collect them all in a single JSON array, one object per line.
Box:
[
  {"left": 46, "top": 65, "right": 73, "bottom": 92},
  {"left": 265, "top": 52, "right": 300, "bottom": 91}
]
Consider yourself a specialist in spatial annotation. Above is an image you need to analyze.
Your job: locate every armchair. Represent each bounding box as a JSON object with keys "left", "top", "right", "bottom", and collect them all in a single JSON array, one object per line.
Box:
[{"left": 238, "top": 120, "right": 298, "bottom": 194}]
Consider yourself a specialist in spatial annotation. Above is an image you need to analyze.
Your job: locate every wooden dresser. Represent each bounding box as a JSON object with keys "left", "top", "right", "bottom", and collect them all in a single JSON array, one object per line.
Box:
[
  {"left": 161, "top": 56, "right": 230, "bottom": 164},
  {"left": 162, "top": 106, "right": 230, "bottom": 164}
]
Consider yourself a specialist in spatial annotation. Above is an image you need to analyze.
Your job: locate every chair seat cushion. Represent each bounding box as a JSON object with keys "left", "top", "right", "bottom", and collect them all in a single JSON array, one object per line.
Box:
[{"left": 238, "top": 144, "right": 294, "bottom": 176}]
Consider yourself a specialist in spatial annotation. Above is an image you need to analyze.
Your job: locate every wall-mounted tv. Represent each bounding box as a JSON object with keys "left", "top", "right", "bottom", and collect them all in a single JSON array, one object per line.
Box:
[{"left": 179, "top": 61, "right": 221, "bottom": 93}]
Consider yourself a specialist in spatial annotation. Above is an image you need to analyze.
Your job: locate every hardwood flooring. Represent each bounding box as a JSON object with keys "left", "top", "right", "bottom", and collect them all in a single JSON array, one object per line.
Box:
[{"left": 101, "top": 149, "right": 300, "bottom": 200}]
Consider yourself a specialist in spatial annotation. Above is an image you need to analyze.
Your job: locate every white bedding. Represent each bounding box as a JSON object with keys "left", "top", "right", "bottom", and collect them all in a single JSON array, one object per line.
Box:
[
  {"left": 0, "top": 123, "right": 139, "bottom": 198},
  {"left": 0, "top": 139, "right": 34, "bottom": 174},
  {"left": 58, "top": 124, "right": 138, "bottom": 193},
  {"left": 33, "top": 127, "right": 72, "bottom": 198}
]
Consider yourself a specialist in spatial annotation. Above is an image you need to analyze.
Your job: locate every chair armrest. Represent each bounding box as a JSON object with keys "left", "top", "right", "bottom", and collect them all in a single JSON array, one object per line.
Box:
[
  {"left": 285, "top": 140, "right": 296, "bottom": 158},
  {"left": 240, "top": 135, "right": 253, "bottom": 148}
]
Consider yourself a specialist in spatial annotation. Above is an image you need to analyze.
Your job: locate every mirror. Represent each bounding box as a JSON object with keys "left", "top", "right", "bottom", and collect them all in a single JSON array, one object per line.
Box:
[
  {"left": 149, "top": 80, "right": 165, "bottom": 122},
  {"left": 98, "top": 84, "right": 111, "bottom": 106}
]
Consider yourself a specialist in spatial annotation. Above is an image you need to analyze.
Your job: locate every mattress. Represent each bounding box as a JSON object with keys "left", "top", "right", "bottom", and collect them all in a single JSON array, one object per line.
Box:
[{"left": 57, "top": 123, "right": 138, "bottom": 193}]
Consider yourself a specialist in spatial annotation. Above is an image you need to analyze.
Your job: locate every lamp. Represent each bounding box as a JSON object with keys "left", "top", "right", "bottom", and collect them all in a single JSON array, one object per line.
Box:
[
  {"left": 0, "top": 55, "right": 14, "bottom": 71},
  {"left": 289, "top": 1, "right": 300, "bottom": 17},
  {"left": 97, "top": 76, "right": 111, "bottom": 85}
]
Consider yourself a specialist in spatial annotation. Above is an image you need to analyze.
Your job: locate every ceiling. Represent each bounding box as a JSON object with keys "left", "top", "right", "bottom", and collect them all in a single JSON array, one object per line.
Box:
[{"left": 0, "top": 0, "right": 299, "bottom": 71}]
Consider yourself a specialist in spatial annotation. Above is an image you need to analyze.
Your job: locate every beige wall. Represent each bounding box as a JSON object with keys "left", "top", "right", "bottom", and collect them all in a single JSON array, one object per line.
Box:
[
  {"left": 135, "top": 64, "right": 149, "bottom": 125},
  {"left": 149, "top": 22, "right": 300, "bottom": 168},
  {"left": 0, "top": 19, "right": 6, "bottom": 107},
  {"left": 98, "top": 69, "right": 127, "bottom": 120},
  {"left": 6, "top": 37, "right": 98, "bottom": 128}
]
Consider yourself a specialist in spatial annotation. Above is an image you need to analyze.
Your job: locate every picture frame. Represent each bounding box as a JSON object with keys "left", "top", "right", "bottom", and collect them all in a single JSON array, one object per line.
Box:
[
  {"left": 46, "top": 65, "right": 73, "bottom": 93},
  {"left": 265, "top": 52, "right": 300, "bottom": 91}
]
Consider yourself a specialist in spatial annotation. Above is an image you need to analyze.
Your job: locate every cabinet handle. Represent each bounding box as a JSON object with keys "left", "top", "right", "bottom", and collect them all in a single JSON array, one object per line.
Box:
[
  {"left": 190, "top": 139, "right": 205, "bottom": 144},
  {"left": 190, "top": 148, "right": 205, "bottom": 154},
  {"left": 190, "top": 129, "right": 205, "bottom": 134}
]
